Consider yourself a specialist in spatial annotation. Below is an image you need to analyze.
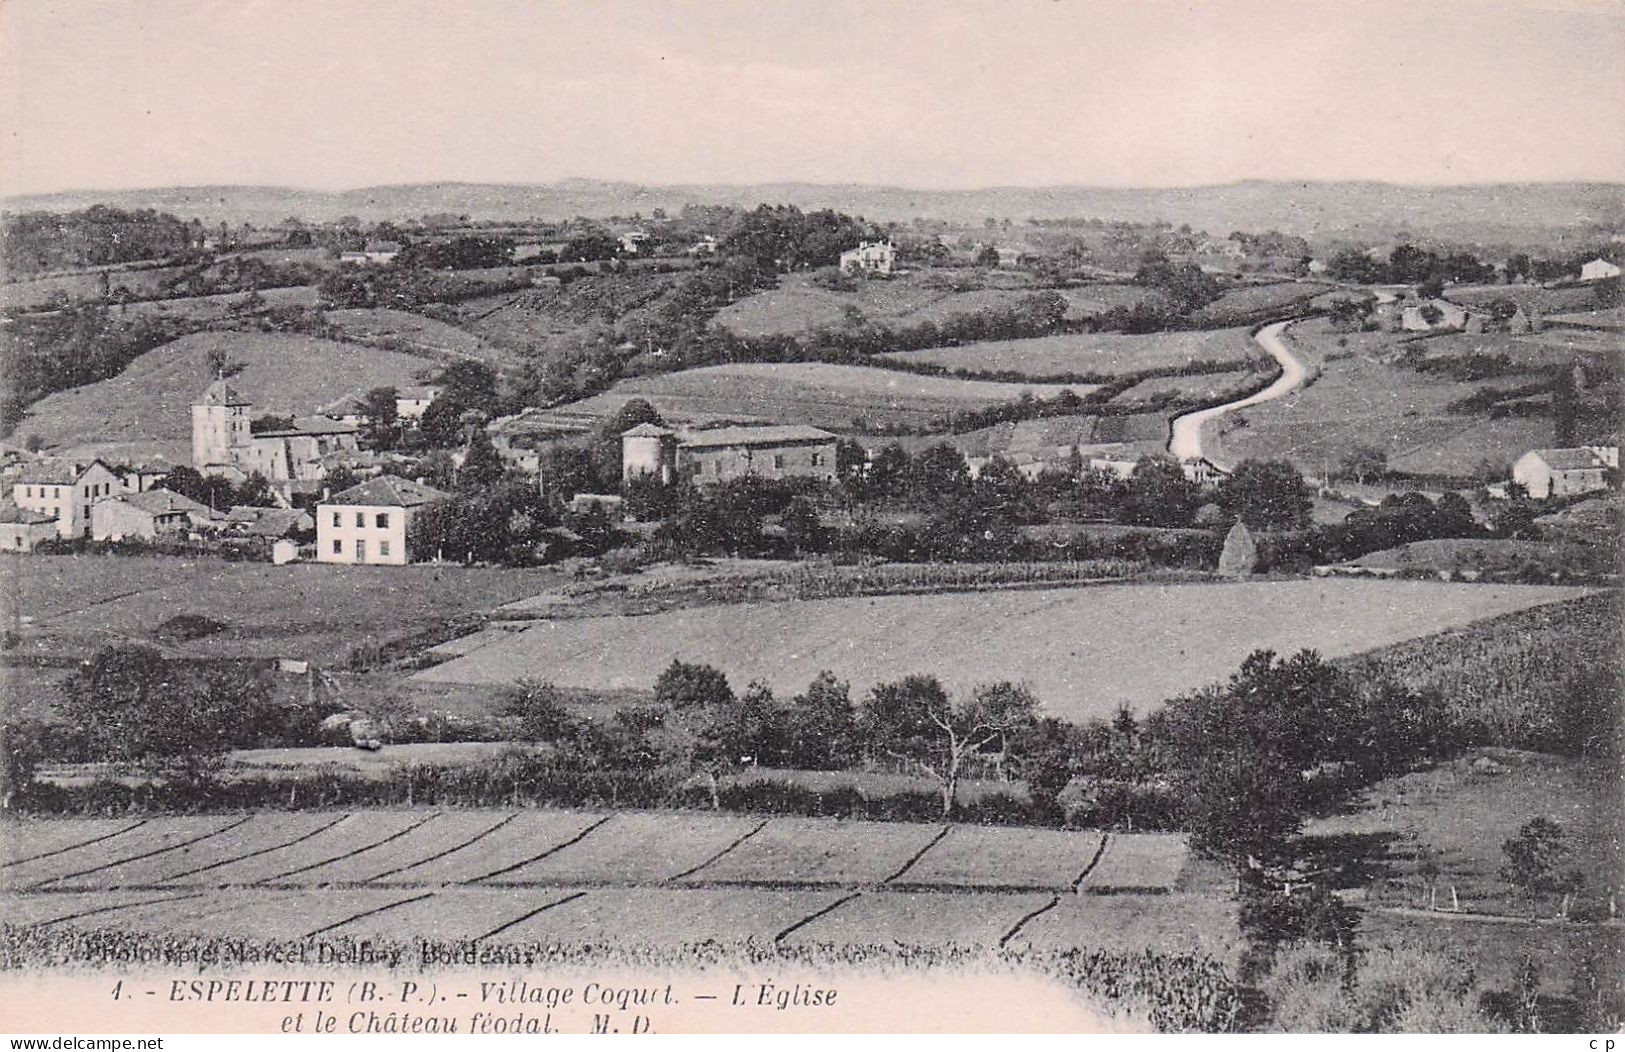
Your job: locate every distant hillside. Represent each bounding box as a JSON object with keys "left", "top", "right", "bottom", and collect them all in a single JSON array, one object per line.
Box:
[
  {"left": 13, "top": 331, "right": 436, "bottom": 455},
  {"left": 6, "top": 180, "right": 1621, "bottom": 247}
]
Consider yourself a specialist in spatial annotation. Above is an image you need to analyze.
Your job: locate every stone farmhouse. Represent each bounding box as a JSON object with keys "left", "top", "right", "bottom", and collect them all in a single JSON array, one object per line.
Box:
[
  {"left": 1579, "top": 258, "right": 1621, "bottom": 282},
  {"left": 839, "top": 241, "right": 896, "bottom": 275},
  {"left": 1512, "top": 446, "right": 1618, "bottom": 499},
  {"left": 0, "top": 504, "right": 59, "bottom": 552},
  {"left": 91, "top": 489, "right": 218, "bottom": 542},
  {"left": 622, "top": 424, "right": 840, "bottom": 486},
  {"left": 192, "top": 381, "right": 360, "bottom": 494},
  {"left": 339, "top": 240, "right": 402, "bottom": 265},
  {"left": 11, "top": 459, "right": 122, "bottom": 538},
  {"left": 316, "top": 476, "right": 448, "bottom": 565}
]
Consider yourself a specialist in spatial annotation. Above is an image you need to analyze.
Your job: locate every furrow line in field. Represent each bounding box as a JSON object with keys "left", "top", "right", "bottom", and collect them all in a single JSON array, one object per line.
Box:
[
  {"left": 472, "top": 892, "right": 589, "bottom": 943},
  {"left": 1071, "top": 833, "right": 1111, "bottom": 893},
  {"left": 367, "top": 813, "right": 519, "bottom": 884},
  {"left": 772, "top": 892, "right": 862, "bottom": 944},
  {"left": 465, "top": 815, "right": 615, "bottom": 884},
  {"left": 260, "top": 814, "right": 442, "bottom": 884},
  {"left": 162, "top": 814, "right": 351, "bottom": 883},
  {"left": 30, "top": 891, "right": 207, "bottom": 928},
  {"left": 304, "top": 892, "right": 437, "bottom": 939},
  {"left": 37, "top": 817, "right": 255, "bottom": 889},
  {"left": 664, "top": 820, "right": 769, "bottom": 883},
  {"left": 998, "top": 894, "right": 1061, "bottom": 948},
  {"left": 1, "top": 820, "right": 148, "bottom": 869},
  {"left": 881, "top": 825, "right": 952, "bottom": 885}
]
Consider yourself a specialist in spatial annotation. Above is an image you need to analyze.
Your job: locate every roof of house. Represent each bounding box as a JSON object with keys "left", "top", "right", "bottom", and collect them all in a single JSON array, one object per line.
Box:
[
  {"left": 364, "top": 240, "right": 402, "bottom": 253},
  {"left": 677, "top": 425, "right": 838, "bottom": 450},
  {"left": 397, "top": 385, "right": 440, "bottom": 401},
  {"left": 197, "top": 380, "right": 250, "bottom": 407},
  {"left": 111, "top": 489, "right": 217, "bottom": 518},
  {"left": 1526, "top": 448, "right": 1607, "bottom": 471},
  {"left": 225, "top": 505, "right": 312, "bottom": 536},
  {"left": 255, "top": 416, "right": 362, "bottom": 438},
  {"left": 323, "top": 476, "right": 449, "bottom": 508},
  {"left": 320, "top": 391, "right": 368, "bottom": 416},
  {"left": 622, "top": 423, "right": 675, "bottom": 438},
  {"left": 15, "top": 458, "right": 113, "bottom": 485},
  {"left": 0, "top": 503, "right": 57, "bottom": 525}
]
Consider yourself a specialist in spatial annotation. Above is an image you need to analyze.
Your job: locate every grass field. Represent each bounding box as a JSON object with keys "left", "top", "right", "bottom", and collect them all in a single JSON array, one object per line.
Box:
[
  {"left": 1208, "top": 320, "right": 1556, "bottom": 477},
  {"left": 322, "top": 307, "right": 515, "bottom": 367},
  {"left": 1304, "top": 749, "right": 1621, "bottom": 919},
  {"left": 1443, "top": 284, "right": 1605, "bottom": 313},
  {"left": 415, "top": 579, "right": 1588, "bottom": 719},
  {"left": 7, "top": 556, "right": 565, "bottom": 664},
  {"left": 714, "top": 272, "right": 1045, "bottom": 338},
  {"left": 1107, "top": 369, "right": 1260, "bottom": 406},
  {"left": 1057, "top": 284, "right": 1154, "bottom": 319},
  {"left": 881, "top": 328, "right": 1256, "bottom": 379},
  {"left": 562, "top": 362, "right": 1091, "bottom": 431},
  {"left": 1185, "top": 282, "right": 1331, "bottom": 326},
  {"left": 12, "top": 330, "right": 434, "bottom": 452}
]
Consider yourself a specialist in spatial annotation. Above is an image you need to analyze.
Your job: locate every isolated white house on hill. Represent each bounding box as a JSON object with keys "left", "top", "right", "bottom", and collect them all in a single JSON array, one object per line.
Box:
[
  {"left": 839, "top": 241, "right": 896, "bottom": 275},
  {"left": 1579, "top": 258, "right": 1621, "bottom": 282},
  {"left": 1511, "top": 446, "right": 1617, "bottom": 499}
]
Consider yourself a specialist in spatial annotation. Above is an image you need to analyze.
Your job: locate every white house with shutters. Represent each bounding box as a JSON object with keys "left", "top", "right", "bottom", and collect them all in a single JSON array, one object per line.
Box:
[{"left": 316, "top": 476, "right": 448, "bottom": 565}]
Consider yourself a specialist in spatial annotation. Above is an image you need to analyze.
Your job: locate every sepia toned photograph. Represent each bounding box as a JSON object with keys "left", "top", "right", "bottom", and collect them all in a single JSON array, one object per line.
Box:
[{"left": 0, "top": 0, "right": 1620, "bottom": 1036}]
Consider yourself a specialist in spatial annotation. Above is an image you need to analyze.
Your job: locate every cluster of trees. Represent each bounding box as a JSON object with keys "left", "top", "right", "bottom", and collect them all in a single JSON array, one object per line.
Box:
[
  {"left": 1, "top": 306, "right": 201, "bottom": 433},
  {"left": 396, "top": 236, "right": 514, "bottom": 270},
  {"left": 315, "top": 266, "right": 530, "bottom": 311},
  {"left": 2, "top": 207, "right": 200, "bottom": 274},
  {"left": 718, "top": 205, "right": 881, "bottom": 272},
  {"left": 157, "top": 466, "right": 279, "bottom": 511},
  {"left": 1325, "top": 244, "right": 1495, "bottom": 289},
  {"left": 502, "top": 661, "right": 1043, "bottom": 816}
]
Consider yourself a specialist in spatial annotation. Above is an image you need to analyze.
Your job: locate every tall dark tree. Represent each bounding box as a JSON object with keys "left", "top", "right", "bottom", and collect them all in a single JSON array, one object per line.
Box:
[{"left": 1219, "top": 459, "right": 1312, "bottom": 531}]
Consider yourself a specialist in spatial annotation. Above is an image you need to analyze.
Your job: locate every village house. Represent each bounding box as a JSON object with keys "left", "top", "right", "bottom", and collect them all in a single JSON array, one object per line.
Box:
[
  {"left": 685, "top": 236, "right": 719, "bottom": 257},
  {"left": 395, "top": 385, "right": 441, "bottom": 420},
  {"left": 115, "top": 464, "right": 172, "bottom": 493},
  {"left": 11, "top": 459, "right": 122, "bottom": 539},
  {"left": 622, "top": 424, "right": 840, "bottom": 485},
  {"left": 91, "top": 489, "right": 217, "bottom": 542},
  {"left": 192, "top": 381, "right": 361, "bottom": 492},
  {"left": 838, "top": 240, "right": 896, "bottom": 275},
  {"left": 1579, "top": 258, "right": 1621, "bottom": 282},
  {"left": 339, "top": 240, "right": 402, "bottom": 266},
  {"left": 995, "top": 244, "right": 1033, "bottom": 269},
  {"left": 1511, "top": 446, "right": 1618, "bottom": 499},
  {"left": 316, "top": 476, "right": 449, "bottom": 565},
  {"left": 617, "top": 231, "right": 650, "bottom": 255},
  {"left": 0, "top": 504, "right": 60, "bottom": 552},
  {"left": 224, "top": 505, "right": 315, "bottom": 539},
  {"left": 320, "top": 385, "right": 440, "bottom": 425}
]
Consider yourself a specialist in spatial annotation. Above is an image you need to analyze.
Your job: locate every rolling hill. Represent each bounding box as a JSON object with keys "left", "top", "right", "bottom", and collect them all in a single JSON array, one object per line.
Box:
[
  {"left": 12, "top": 331, "right": 437, "bottom": 458},
  {"left": 7, "top": 180, "right": 1621, "bottom": 245}
]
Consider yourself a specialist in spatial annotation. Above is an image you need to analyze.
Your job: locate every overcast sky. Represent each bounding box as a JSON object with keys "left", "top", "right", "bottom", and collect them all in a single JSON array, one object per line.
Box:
[{"left": 2, "top": 0, "right": 1622, "bottom": 195}]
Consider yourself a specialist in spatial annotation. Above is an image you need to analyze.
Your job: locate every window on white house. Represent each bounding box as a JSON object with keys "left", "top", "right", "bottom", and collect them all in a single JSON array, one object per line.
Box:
[
  {"left": 379, "top": 540, "right": 391, "bottom": 557},
  {"left": 355, "top": 512, "right": 364, "bottom": 528},
  {"left": 332, "top": 539, "right": 342, "bottom": 554},
  {"left": 332, "top": 512, "right": 341, "bottom": 527},
  {"left": 810, "top": 452, "right": 822, "bottom": 466},
  {"left": 774, "top": 455, "right": 785, "bottom": 469},
  {"left": 376, "top": 513, "right": 389, "bottom": 528}
]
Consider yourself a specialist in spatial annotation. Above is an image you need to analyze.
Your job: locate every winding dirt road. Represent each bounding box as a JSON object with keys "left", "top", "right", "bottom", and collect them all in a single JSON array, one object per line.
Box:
[{"left": 1167, "top": 319, "right": 1305, "bottom": 467}]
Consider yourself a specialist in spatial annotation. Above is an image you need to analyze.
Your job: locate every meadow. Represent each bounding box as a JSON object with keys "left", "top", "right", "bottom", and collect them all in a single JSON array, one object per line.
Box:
[
  {"left": 1206, "top": 321, "right": 1557, "bottom": 477},
  {"left": 881, "top": 327, "right": 1256, "bottom": 379},
  {"left": 415, "top": 578, "right": 1588, "bottom": 719},
  {"left": 563, "top": 362, "right": 1092, "bottom": 430},
  {"left": 12, "top": 330, "right": 435, "bottom": 451},
  {"left": 1442, "top": 283, "right": 1604, "bottom": 313},
  {"left": 7, "top": 556, "right": 564, "bottom": 664},
  {"left": 714, "top": 272, "right": 1046, "bottom": 338},
  {"left": 1184, "top": 282, "right": 1330, "bottom": 326}
]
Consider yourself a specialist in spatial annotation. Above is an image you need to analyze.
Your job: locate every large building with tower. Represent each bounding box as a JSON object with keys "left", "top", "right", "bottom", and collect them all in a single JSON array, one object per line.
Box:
[
  {"left": 622, "top": 423, "right": 839, "bottom": 486},
  {"left": 191, "top": 380, "right": 360, "bottom": 491}
]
